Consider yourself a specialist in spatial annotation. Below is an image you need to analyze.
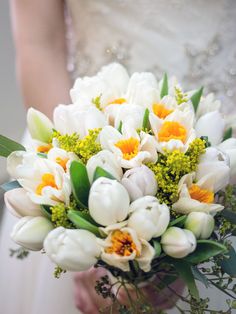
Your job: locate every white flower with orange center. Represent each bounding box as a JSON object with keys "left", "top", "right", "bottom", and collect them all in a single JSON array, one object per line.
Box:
[
  {"left": 150, "top": 95, "right": 191, "bottom": 120},
  {"left": 150, "top": 109, "right": 196, "bottom": 153},
  {"left": 99, "top": 125, "right": 158, "bottom": 168},
  {"left": 172, "top": 173, "right": 224, "bottom": 215},
  {"left": 70, "top": 63, "right": 129, "bottom": 109},
  {"left": 7, "top": 151, "right": 71, "bottom": 206},
  {"left": 98, "top": 223, "right": 155, "bottom": 272},
  {"left": 47, "top": 147, "right": 78, "bottom": 172}
]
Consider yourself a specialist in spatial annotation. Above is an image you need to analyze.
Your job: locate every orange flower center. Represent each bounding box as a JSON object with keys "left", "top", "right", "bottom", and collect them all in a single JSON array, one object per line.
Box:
[
  {"left": 56, "top": 157, "right": 69, "bottom": 171},
  {"left": 105, "top": 230, "right": 140, "bottom": 257},
  {"left": 158, "top": 121, "right": 187, "bottom": 143},
  {"left": 188, "top": 184, "right": 214, "bottom": 204},
  {"left": 152, "top": 103, "right": 173, "bottom": 119},
  {"left": 36, "top": 173, "right": 58, "bottom": 195},
  {"left": 109, "top": 98, "right": 126, "bottom": 105},
  {"left": 37, "top": 144, "right": 52, "bottom": 154},
  {"left": 115, "top": 137, "right": 139, "bottom": 160}
]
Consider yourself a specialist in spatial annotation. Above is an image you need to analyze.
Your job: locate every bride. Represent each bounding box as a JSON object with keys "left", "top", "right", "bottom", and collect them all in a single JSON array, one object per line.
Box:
[{"left": 0, "top": 0, "right": 236, "bottom": 313}]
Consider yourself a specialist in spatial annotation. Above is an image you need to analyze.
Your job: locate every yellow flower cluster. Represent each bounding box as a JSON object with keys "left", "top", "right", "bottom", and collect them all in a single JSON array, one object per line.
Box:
[
  {"left": 174, "top": 86, "right": 188, "bottom": 105},
  {"left": 147, "top": 138, "right": 206, "bottom": 204},
  {"left": 53, "top": 129, "right": 102, "bottom": 164},
  {"left": 51, "top": 203, "right": 73, "bottom": 228}
]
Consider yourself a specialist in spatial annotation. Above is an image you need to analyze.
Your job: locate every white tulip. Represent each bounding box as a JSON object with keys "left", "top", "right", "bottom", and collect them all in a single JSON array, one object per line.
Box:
[
  {"left": 11, "top": 216, "right": 53, "bottom": 251},
  {"left": 7, "top": 151, "right": 38, "bottom": 179},
  {"left": 53, "top": 104, "right": 106, "bottom": 137},
  {"left": 128, "top": 196, "right": 170, "bottom": 241},
  {"left": 196, "top": 93, "right": 221, "bottom": 119},
  {"left": 126, "top": 72, "right": 159, "bottom": 108},
  {"left": 149, "top": 109, "right": 196, "bottom": 153},
  {"left": 196, "top": 147, "right": 230, "bottom": 192},
  {"left": 161, "top": 227, "right": 196, "bottom": 258},
  {"left": 86, "top": 150, "right": 123, "bottom": 183},
  {"left": 122, "top": 166, "right": 157, "bottom": 201},
  {"left": 7, "top": 152, "right": 71, "bottom": 206},
  {"left": 185, "top": 212, "right": 215, "bottom": 239},
  {"left": 98, "top": 225, "right": 155, "bottom": 272},
  {"left": 99, "top": 124, "right": 157, "bottom": 169},
  {"left": 112, "top": 104, "right": 145, "bottom": 130},
  {"left": 70, "top": 63, "right": 129, "bottom": 108},
  {"left": 47, "top": 147, "right": 78, "bottom": 172},
  {"left": 218, "top": 138, "right": 236, "bottom": 184},
  {"left": 27, "top": 108, "right": 54, "bottom": 143},
  {"left": 88, "top": 177, "right": 130, "bottom": 226},
  {"left": 4, "top": 188, "right": 42, "bottom": 218},
  {"left": 172, "top": 173, "right": 224, "bottom": 215},
  {"left": 195, "top": 111, "right": 225, "bottom": 146},
  {"left": 44, "top": 227, "right": 101, "bottom": 271}
]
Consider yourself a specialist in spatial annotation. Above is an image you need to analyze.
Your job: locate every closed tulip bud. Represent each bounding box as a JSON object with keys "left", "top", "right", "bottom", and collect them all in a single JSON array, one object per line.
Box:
[
  {"left": 88, "top": 177, "right": 130, "bottom": 226},
  {"left": 4, "top": 188, "right": 43, "bottom": 218},
  {"left": 128, "top": 196, "right": 170, "bottom": 241},
  {"left": 121, "top": 165, "right": 158, "bottom": 201},
  {"left": 161, "top": 227, "right": 196, "bottom": 258},
  {"left": 185, "top": 212, "right": 215, "bottom": 239},
  {"left": 11, "top": 216, "right": 53, "bottom": 251},
  {"left": 27, "top": 108, "right": 54, "bottom": 143},
  {"left": 44, "top": 227, "right": 101, "bottom": 271},
  {"left": 86, "top": 150, "right": 123, "bottom": 183}
]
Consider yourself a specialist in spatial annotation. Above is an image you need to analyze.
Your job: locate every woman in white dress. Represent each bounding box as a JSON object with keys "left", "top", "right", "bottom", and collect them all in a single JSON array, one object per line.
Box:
[{"left": 0, "top": 0, "right": 236, "bottom": 313}]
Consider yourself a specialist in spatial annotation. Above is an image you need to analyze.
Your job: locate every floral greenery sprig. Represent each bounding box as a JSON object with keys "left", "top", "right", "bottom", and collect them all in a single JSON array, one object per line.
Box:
[
  {"left": 53, "top": 128, "right": 102, "bottom": 164},
  {"left": 9, "top": 247, "right": 29, "bottom": 260},
  {"left": 147, "top": 138, "right": 206, "bottom": 204}
]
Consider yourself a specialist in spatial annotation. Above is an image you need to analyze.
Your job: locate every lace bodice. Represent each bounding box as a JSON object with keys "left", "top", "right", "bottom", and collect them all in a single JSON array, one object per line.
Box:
[{"left": 66, "top": 0, "right": 236, "bottom": 112}]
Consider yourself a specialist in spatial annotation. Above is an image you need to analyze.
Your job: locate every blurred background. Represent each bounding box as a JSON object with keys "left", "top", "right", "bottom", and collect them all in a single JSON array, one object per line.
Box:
[{"left": 0, "top": 1, "right": 25, "bottom": 186}]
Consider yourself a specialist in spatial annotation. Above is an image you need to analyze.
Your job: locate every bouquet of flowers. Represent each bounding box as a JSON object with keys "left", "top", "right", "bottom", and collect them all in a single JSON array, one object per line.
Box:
[{"left": 1, "top": 63, "right": 236, "bottom": 313}]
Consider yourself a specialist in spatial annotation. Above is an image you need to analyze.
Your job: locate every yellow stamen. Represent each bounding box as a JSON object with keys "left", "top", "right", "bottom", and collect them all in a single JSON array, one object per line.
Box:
[
  {"left": 109, "top": 98, "right": 126, "bottom": 105},
  {"left": 56, "top": 157, "right": 69, "bottom": 171},
  {"left": 37, "top": 144, "right": 52, "bottom": 154},
  {"left": 152, "top": 103, "right": 173, "bottom": 119},
  {"left": 158, "top": 121, "right": 187, "bottom": 143},
  {"left": 105, "top": 230, "right": 140, "bottom": 257},
  {"left": 36, "top": 173, "right": 58, "bottom": 195},
  {"left": 188, "top": 184, "right": 214, "bottom": 203},
  {"left": 115, "top": 137, "right": 139, "bottom": 160}
]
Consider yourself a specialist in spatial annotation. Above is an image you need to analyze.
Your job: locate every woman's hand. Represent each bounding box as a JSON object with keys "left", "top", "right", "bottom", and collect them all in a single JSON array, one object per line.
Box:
[{"left": 74, "top": 267, "right": 185, "bottom": 314}]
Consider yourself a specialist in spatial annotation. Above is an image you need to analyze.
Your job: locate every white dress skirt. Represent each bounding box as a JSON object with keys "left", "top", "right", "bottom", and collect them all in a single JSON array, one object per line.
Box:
[
  {"left": 1, "top": 0, "right": 236, "bottom": 313},
  {"left": 0, "top": 131, "right": 79, "bottom": 314}
]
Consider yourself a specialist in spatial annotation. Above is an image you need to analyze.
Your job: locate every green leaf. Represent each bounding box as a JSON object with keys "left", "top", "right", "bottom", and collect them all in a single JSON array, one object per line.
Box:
[
  {"left": 70, "top": 161, "right": 90, "bottom": 208},
  {"left": 0, "top": 134, "right": 25, "bottom": 158},
  {"left": 153, "top": 240, "right": 162, "bottom": 258},
  {"left": 221, "top": 209, "right": 236, "bottom": 224},
  {"left": 93, "top": 166, "right": 115, "bottom": 182},
  {"left": 118, "top": 121, "right": 123, "bottom": 133},
  {"left": 169, "top": 215, "right": 187, "bottom": 227},
  {"left": 191, "top": 266, "right": 210, "bottom": 288},
  {"left": 160, "top": 73, "right": 168, "bottom": 98},
  {"left": 142, "top": 108, "right": 150, "bottom": 130},
  {"left": 220, "top": 245, "right": 236, "bottom": 277},
  {"left": 172, "top": 259, "right": 199, "bottom": 300},
  {"left": 223, "top": 127, "right": 233, "bottom": 141},
  {"left": 0, "top": 180, "right": 21, "bottom": 192},
  {"left": 40, "top": 204, "right": 52, "bottom": 219},
  {"left": 67, "top": 210, "right": 101, "bottom": 237},
  {"left": 185, "top": 240, "right": 228, "bottom": 264},
  {"left": 37, "top": 153, "right": 47, "bottom": 159},
  {"left": 190, "top": 87, "right": 203, "bottom": 112}
]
